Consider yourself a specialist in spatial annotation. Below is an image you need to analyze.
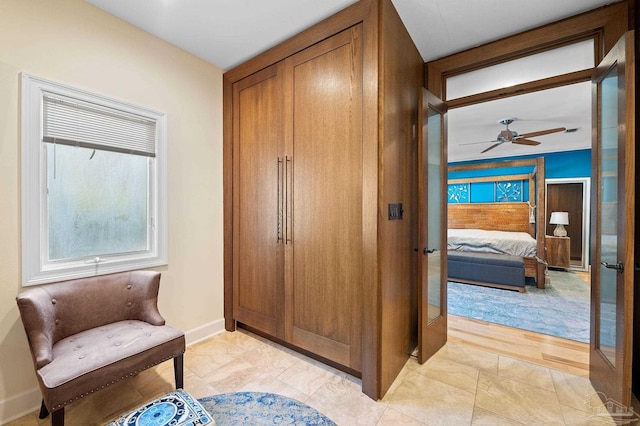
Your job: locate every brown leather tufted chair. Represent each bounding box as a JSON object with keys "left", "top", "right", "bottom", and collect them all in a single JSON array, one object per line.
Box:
[{"left": 16, "top": 271, "right": 185, "bottom": 426}]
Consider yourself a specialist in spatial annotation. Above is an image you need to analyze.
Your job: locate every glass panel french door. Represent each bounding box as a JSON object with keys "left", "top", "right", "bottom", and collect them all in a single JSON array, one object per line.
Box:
[
  {"left": 418, "top": 88, "right": 448, "bottom": 363},
  {"left": 590, "top": 31, "right": 634, "bottom": 408},
  {"left": 597, "top": 60, "right": 618, "bottom": 366},
  {"left": 427, "top": 104, "right": 442, "bottom": 323}
]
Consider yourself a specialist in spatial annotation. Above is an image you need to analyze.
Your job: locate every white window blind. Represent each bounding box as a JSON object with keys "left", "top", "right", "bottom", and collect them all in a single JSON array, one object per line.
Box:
[{"left": 42, "top": 92, "right": 156, "bottom": 157}]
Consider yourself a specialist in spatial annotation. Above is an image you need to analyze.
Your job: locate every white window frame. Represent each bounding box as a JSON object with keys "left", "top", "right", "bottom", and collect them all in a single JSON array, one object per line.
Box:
[{"left": 21, "top": 73, "right": 167, "bottom": 286}]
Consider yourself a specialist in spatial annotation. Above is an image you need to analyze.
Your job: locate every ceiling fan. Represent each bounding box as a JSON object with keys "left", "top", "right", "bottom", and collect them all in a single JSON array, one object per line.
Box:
[{"left": 462, "top": 118, "right": 567, "bottom": 153}]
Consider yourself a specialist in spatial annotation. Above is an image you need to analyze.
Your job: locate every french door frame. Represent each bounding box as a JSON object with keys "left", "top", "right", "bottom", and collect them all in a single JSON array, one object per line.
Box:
[
  {"left": 417, "top": 88, "right": 448, "bottom": 364},
  {"left": 589, "top": 30, "right": 635, "bottom": 408}
]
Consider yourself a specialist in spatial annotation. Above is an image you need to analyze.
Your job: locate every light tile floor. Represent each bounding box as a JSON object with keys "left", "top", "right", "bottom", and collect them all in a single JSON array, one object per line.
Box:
[{"left": 8, "top": 328, "right": 618, "bottom": 425}]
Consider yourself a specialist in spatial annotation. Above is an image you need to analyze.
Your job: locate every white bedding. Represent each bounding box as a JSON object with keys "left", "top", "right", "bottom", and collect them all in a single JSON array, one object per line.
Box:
[{"left": 447, "top": 228, "right": 537, "bottom": 257}]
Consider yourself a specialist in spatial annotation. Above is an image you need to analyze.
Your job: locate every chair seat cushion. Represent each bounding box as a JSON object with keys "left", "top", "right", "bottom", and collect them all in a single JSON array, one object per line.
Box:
[{"left": 38, "top": 320, "right": 185, "bottom": 410}]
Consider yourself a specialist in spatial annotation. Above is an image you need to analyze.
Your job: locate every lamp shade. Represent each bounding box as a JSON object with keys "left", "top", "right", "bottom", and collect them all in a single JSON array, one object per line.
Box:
[{"left": 549, "top": 212, "right": 569, "bottom": 225}]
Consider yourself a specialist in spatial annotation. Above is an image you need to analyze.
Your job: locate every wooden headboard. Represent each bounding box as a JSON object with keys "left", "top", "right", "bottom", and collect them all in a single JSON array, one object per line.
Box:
[{"left": 448, "top": 202, "right": 531, "bottom": 234}]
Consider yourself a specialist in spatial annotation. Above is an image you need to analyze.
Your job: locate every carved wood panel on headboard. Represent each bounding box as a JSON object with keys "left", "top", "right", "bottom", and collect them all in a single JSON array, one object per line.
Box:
[{"left": 448, "top": 202, "right": 532, "bottom": 235}]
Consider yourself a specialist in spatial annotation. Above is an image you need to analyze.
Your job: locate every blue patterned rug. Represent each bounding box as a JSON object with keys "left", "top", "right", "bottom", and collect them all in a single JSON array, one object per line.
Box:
[
  {"left": 108, "top": 389, "right": 214, "bottom": 425},
  {"left": 198, "top": 392, "right": 336, "bottom": 425},
  {"left": 448, "top": 270, "right": 590, "bottom": 342}
]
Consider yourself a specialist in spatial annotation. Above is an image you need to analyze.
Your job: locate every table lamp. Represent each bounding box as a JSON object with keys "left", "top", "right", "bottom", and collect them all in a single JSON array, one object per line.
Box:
[{"left": 550, "top": 211, "right": 569, "bottom": 237}]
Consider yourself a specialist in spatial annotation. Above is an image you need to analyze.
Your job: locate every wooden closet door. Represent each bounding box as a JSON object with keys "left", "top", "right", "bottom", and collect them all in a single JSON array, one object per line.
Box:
[
  {"left": 284, "top": 25, "right": 363, "bottom": 370},
  {"left": 232, "top": 64, "right": 285, "bottom": 337}
]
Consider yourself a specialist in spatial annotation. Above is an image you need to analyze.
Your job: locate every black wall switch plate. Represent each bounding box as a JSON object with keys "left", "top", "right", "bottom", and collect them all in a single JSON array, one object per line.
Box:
[{"left": 388, "top": 203, "right": 403, "bottom": 220}]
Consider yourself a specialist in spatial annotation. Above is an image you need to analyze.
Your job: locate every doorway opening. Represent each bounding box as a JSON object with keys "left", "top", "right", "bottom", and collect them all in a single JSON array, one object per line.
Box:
[
  {"left": 439, "top": 39, "right": 595, "bottom": 354},
  {"left": 421, "top": 3, "right": 634, "bottom": 409}
]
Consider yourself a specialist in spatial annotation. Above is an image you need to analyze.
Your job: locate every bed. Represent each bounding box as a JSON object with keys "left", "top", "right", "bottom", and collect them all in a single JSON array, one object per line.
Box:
[
  {"left": 448, "top": 228, "right": 537, "bottom": 257},
  {"left": 447, "top": 157, "right": 547, "bottom": 289}
]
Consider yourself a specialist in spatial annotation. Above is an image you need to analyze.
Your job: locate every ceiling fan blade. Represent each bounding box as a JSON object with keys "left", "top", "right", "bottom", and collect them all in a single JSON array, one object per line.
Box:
[
  {"left": 481, "top": 142, "right": 504, "bottom": 153},
  {"left": 518, "top": 127, "right": 566, "bottom": 139},
  {"left": 512, "top": 138, "right": 541, "bottom": 146},
  {"left": 459, "top": 139, "right": 498, "bottom": 146}
]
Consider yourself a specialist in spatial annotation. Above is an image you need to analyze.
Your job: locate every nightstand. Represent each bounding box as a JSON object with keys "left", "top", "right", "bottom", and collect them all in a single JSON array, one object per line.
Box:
[{"left": 545, "top": 236, "right": 571, "bottom": 269}]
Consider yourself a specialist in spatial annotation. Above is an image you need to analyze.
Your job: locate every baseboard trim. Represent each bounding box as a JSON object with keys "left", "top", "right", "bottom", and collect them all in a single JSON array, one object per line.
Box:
[
  {"left": 185, "top": 317, "right": 226, "bottom": 346},
  {"left": 0, "top": 387, "right": 42, "bottom": 425},
  {"left": 0, "top": 317, "right": 226, "bottom": 425}
]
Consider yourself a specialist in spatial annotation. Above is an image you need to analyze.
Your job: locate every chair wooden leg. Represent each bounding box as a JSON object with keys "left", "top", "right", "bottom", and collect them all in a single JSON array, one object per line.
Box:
[
  {"left": 51, "top": 407, "right": 64, "bottom": 426},
  {"left": 38, "top": 399, "right": 49, "bottom": 419},
  {"left": 174, "top": 354, "right": 184, "bottom": 389}
]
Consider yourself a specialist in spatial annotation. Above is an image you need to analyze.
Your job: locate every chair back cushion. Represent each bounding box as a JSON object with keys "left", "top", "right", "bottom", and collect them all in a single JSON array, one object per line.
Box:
[{"left": 16, "top": 271, "right": 164, "bottom": 368}]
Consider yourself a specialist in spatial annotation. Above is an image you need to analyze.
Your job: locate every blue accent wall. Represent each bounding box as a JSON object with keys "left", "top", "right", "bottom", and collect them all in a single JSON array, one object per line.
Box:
[
  {"left": 449, "top": 149, "right": 591, "bottom": 178},
  {"left": 542, "top": 150, "right": 592, "bottom": 178},
  {"left": 448, "top": 149, "right": 591, "bottom": 204}
]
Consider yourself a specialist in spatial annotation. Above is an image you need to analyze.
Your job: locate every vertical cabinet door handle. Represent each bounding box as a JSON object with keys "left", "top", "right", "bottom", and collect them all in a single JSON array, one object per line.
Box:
[
  {"left": 277, "top": 157, "right": 283, "bottom": 242},
  {"left": 285, "top": 156, "right": 292, "bottom": 244}
]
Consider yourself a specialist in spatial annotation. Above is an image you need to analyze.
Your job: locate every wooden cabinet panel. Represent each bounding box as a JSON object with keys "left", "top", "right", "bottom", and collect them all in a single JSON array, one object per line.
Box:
[
  {"left": 225, "top": 0, "right": 427, "bottom": 399},
  {"left": 286, "top": 26, "right": 363, "bottom": 370},
  {"left": 232, "top": 64, "right": 285, "bottom": 337},
  {"left": 232, "top": 26, "right": 363, "bottom": 371}
]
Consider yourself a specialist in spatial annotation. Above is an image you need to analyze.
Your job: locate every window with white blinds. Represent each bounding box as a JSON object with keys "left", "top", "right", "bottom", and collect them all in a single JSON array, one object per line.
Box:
[
  {"left": 42, "top": 93, "right": 157, "bottom": 157},
  {"left": 21, "top": 73, "right": 167, "bottom": 286}
]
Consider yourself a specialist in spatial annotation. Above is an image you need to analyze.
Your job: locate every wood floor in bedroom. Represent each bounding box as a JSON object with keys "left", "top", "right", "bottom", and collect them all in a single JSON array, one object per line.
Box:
[
  {"left": 448, "top": 314, "right": 590, "bottom": 377},
  {"left": 448, "top": 268, "right": 591, "bottom": 377}
]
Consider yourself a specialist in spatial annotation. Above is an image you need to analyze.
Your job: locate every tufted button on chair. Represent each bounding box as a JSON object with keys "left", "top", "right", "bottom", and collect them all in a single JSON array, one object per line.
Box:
[{"left": 16, "top": 271, "right": 185, "bottom": 426}]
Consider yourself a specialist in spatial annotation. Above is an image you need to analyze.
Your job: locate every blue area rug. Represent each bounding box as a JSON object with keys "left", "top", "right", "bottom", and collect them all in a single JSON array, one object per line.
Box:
[
  {"left": 108, "top": 389, "right": 214, "bottom": 426},
  {"left": 198, "top": 392, "right": 336, "bottom": 425},
  {"left": 448, "top": 270, "right": 590, "bottom": 342}
]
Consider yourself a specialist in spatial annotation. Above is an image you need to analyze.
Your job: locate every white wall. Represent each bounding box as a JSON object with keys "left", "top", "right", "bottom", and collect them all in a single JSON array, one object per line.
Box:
[{"left": 0, "top": 0, "right": 224, "bottom": 422}]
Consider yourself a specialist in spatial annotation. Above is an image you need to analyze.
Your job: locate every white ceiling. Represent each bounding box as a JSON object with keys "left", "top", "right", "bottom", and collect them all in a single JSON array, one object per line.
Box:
[
  {"left": 85, "top": 0, "right": 360, "bottom": 70},
  {"left": 84, "top": 0, "right": 620, "bottom": 161}
]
